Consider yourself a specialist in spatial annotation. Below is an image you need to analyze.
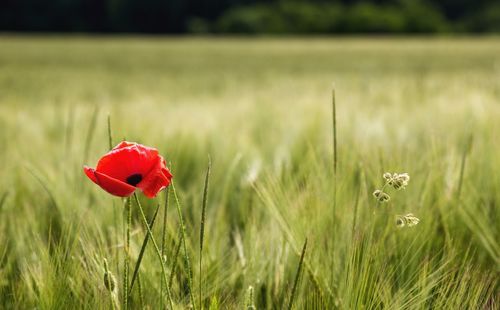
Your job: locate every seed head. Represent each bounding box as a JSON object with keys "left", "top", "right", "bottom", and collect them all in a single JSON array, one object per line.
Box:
[
  {"left": 103, "top": 270, "right": 116, "bottom": 292},
  {"left": 373, "top": 190, "right": 390, "bottom": 202},
  {"left": 383, "top": 172, "right": 392, "bottom": 180},
  {"left": 396, "top": 213, "right": 420, "bottom": 228},
  {"left": 384, "top": 172, "right": 410, "bottom": 190},
  {"left": 246, "top": 285, "right": 255, "bottom": 310}
]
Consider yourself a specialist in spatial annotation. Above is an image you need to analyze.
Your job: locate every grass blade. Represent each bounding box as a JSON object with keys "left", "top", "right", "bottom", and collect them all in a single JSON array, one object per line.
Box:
[
  {"left": 137, "top": 273, "right": 145, "bottom": 309},
  {"left": 128, "top": 202, "right": 161, "bottom": 296},
  {"left": 123, "top": 197, "right": 131, "bottom": 310},
  {"left": 331, "top": 85, "right": 338, "bottom": 176},
  {"left": 172, "top": 182, "right": 196, "bottom": 310},
  {"left": 133, "top": 193, "right": 174, "bottom": 309},
  {"left": 457, "top": 134, "right": 473, "bottom": 201},
  {"left": 169, "top": 229, "right": 183, "bottom": 289},
  {"left": 199, "top": 156, "right": 211, "bottom": 309},
  {"left": 107, "top": 114, "right": 113, "bottom": 150},
  {"left": 0, "top": 191, "right": 8, "bottom": 213},
  {"left": 64, "top": 104, "right": 75, "bottom": 158},
  {"left": 330, "top": 85, "right": 338, "bottom": 288},
  {"left": 83, "top": 105, "right": 99, "bottom": 164},
  {"left": 161, "top": 187, "right": 170, "bottom": 309},
  {"left": 288, "top": 238, "right": 308, "bottom": 310}
]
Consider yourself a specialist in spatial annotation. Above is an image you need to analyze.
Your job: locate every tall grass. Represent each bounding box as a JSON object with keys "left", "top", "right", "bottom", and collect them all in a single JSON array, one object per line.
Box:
[
  {"left": 133, "top": 193, "right": 174, "bottom": 308},
  {"left": 199, "top": 157, "right": 211, "bottom": 308},
  {"left": 287, "top": 238, "right": 307, "bottom": 310},
  {"left": 0, "top": 36, "right": 498, "bottom": 309}
]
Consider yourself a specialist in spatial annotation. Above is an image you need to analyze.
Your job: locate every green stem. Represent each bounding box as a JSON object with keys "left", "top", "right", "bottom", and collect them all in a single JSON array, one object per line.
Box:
[
  {"left": 288, "top": 238, "right": 308, "bottom": 310},
  {"left": 123, "top": 197, "right": 131, "bottom": 310},
  {"left": 137, "top": 273, "right": 144, "bottom": 309},
  {"left": 331, "top": 86, "right": 338, "bottom": 179},
  {"left": 107, "top": 114, "right": 113, "bottom": 150},
  {"left": 457, "top": 134, "right": 473, "bottom": 201},
  {"left": 330, "top": 87, "right": 338, "bottom": 288},
  {"left": 171, "top": 182, "right": 196, "bottom": 310},
  {"left": 160, "top": 187, "right": 170, "bottom": 310},
  {"left": 169, "top": 229, "right": 183, "bottom": 289},
  {"left": 129, "top": 203, "right": 161, "bottom": 297},
  {"left": 83, "top": 105, "right": 99, "bottom": 165},
  {"left": 133, "top": 193, "right": 175, "bottom": 309},
  {"left": 0, "top": 191, "right": 8, "bottom": 213},
  {"left": 199, "top": 157, "right": 211, "bottom": 309}
]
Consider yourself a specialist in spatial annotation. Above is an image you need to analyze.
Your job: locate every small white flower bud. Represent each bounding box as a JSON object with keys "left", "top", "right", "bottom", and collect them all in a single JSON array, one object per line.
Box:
[
  {"left": 389, "top": 172, "right": 410, "bottom": 190},
  {"left": 373, "top": 190, "right": 390, "bottom": 202},
  {"left": 399, "top": 173, "right": 410, "bottom": 182},
  {"left": 396, "top": 213, "right": 420, "bottom": 228}
]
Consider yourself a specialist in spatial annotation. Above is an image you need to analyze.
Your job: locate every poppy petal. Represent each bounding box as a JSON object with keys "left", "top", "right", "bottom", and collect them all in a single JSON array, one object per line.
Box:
[
  {"left": 93, "top": 170, "right": 136, "bottom": 197},
  {"left": 113, "top": 141, "right": 136, "bottom": 150},
  {"left": 96, "top": 143, "right": 159, "bottom": 183},
  {"left": 84, "top": 166, "right": 98, "bottom": 184},
  {"left": 162, "top": 167, "right": 173, "bottom": 179},
  {"left": 84, "top": 141, "right": 172, "bottom": 198},
  {"left": 137, "top": 157, "right": 173, "bottom": 198}
]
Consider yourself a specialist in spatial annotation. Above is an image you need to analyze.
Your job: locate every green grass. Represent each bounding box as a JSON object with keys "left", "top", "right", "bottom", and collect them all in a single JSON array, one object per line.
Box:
[{"left": 0, "top": 36, "right": 499, "bottom": 309}]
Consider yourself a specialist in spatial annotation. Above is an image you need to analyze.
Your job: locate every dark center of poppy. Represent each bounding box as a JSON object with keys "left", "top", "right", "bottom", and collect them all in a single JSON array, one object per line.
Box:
[{"left": 126, "top": 174, "right": 142, "bottom": 186}]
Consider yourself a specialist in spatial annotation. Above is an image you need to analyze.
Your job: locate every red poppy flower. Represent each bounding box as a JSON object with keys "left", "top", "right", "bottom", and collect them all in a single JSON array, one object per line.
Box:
[{"left": 84, "top": 141, "right": 173, "bottom": 198}]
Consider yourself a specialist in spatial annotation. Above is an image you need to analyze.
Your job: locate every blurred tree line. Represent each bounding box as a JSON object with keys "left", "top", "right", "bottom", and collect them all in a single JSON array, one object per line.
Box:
[{"left": 1, "top": 0, "right": 499, "bottom": 33}]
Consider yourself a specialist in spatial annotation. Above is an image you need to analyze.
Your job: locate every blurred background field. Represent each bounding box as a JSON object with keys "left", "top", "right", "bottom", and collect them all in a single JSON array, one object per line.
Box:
[{"left": 0, "top": 37, "right": 499, "bottom": 308}]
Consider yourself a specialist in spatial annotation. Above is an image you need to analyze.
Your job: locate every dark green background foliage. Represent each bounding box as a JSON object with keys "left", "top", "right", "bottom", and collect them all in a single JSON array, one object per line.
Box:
[{"left": 1, "top": 0, "right": 500, "bottom": 33}]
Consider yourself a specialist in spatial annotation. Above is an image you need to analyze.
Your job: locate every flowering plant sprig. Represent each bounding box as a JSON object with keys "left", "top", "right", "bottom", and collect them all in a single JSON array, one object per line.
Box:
[
  {"left": 396, "top": 213, "right": 420, "bottom": 228},
  {"left": 383, "top": 172, "right": 410, "bottom": 190},
  {"left": 373, "top": 172, "right": 420, "bottom": 228},
  {"left": 373, "top": 172, "right": 410, "bottom": 203}
]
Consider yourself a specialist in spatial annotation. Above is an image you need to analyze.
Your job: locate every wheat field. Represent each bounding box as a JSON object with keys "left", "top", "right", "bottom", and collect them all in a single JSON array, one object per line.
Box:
[{"left": 0, "top": 36, "right": 499, "bottom": 309}]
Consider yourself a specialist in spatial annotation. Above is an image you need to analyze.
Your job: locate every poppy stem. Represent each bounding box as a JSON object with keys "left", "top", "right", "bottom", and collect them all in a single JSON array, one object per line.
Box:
[
  {"left": 123, "top": 197, "right": 131, "bottom": 310},
  {"left": 160, "top": 187, "right": 170, "bottom": 310},
  {"left": 133, "top": 193, "right": 175, "bottom": 309}
]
